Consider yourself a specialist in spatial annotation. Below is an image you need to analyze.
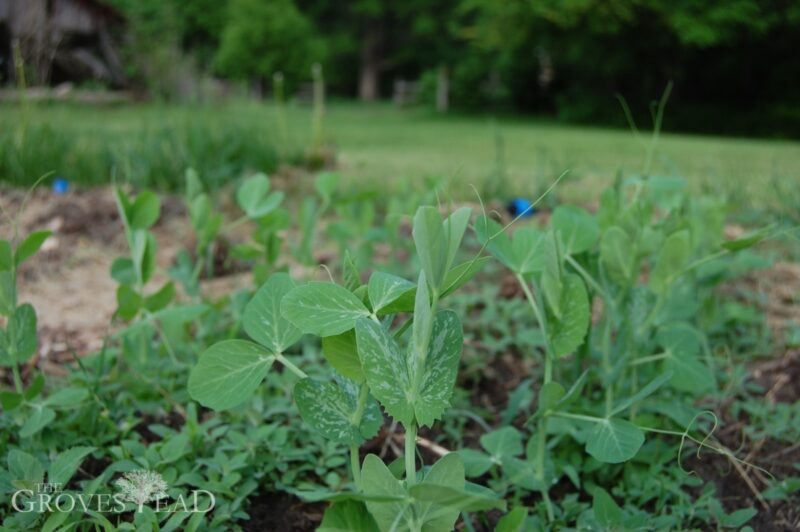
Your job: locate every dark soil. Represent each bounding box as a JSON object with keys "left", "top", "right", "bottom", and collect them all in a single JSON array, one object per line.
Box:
[
  {"left": 682, "top": 347, "right": 800, "bottom": 531},
  {"left": 241, "top": 492, "right": 324, "bottom": 532}
]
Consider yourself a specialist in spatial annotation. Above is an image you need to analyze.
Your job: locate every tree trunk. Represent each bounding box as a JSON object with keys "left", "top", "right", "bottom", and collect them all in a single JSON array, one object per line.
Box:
[
  {"left": 358, "top": 25, "right": 381, "bottom": 101},
  {"left": 436, "top": 65, "right": 449, "bottom": 113}
]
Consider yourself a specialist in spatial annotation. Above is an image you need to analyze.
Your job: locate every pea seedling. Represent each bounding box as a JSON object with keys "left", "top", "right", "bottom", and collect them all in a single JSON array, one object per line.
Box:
[{"left": 189, "top": 205, "right": 506, "bottom": 529}]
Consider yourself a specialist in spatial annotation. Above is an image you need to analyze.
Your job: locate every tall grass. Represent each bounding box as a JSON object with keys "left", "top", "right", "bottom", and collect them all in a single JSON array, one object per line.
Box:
[{"left": 0, "top": 104, "right": 284, "bottom": 190}]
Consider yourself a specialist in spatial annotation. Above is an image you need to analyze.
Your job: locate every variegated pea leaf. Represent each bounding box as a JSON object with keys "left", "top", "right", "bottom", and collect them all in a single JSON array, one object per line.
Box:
[
  {"left": 282, "top": 282, "right": 371, "bottom": 337},
  {"left": 367, "top": 272, "right": 415, "bottom": 314},
  {"left": 414, "top": 310, "right": 463, "bottom": 427},
  {"left": 293, "top": 378, "right": 382, "bottom": 445},
  {"left": 243, "top": 273, "right": 302, "bottom": 353},
  {"left": 549, "top": 273, "right": 590, "bottom": 357},
  {"left": 355, "top": 318, "right": 414, "bottom": 426},
  {"left": 188, "top": 340, "right": 274, "bottom": 411}
]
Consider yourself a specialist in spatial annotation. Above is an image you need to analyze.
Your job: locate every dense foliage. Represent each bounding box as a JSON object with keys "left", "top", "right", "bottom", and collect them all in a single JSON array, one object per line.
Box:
[
  {"left": 105, "top": 0, "right": 800, "bottom": 136},
  {"left": 1, "top": 164, "right": 794, "bottom": 530}
]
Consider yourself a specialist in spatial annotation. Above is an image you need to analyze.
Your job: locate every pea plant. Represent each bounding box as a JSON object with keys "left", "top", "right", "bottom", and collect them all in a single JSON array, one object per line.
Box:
[
  {"left": 189, "top": 205, "right": 506, "bottom": 529},
  {"left": 471, "top": 175, "right": 770, "bottom": 526},
  {"left": 0, "top": 226, "right": 91, "bottom": 441}
]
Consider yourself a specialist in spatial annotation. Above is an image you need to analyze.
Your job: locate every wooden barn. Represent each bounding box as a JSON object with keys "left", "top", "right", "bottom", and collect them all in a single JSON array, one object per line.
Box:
[{"left": 0, "top": 0, "right": 126, "bottom": 87}]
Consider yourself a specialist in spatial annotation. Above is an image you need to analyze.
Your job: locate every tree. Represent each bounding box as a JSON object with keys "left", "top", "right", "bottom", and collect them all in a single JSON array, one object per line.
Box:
[{"left": 215, "top": 0, "right": 322, "bottom": 87}]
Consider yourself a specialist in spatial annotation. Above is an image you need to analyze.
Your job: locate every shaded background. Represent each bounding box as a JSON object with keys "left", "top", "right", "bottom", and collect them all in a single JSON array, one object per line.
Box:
[{"left": 3, "top": 0, "right": 800, "bottom": 137}]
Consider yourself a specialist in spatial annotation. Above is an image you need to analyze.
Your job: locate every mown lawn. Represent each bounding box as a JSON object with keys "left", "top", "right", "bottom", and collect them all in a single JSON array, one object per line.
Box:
[{"left": 3, "top": 100, "right": 799, "bottom": 211}]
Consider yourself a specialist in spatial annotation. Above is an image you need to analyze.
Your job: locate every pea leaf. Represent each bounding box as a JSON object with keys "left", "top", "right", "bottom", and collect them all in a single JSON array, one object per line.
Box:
[
  {"left": 15, "top": 231, "right": 52, "bottom": 266},
  {"left": 129, "top": 191, "right": 160, "bottom": 230},
  {"left": 585, "top": 418, "right": 644, "bottom": 463},
  {"left": 476, "top": 217, "right": 544, "bottom": 275},
  {"left": 293, "top": 378, "right": 382, "bottom": 445},
  {"left": 318, "top": 501, "right": 379, "bottom": 532},
  {"left": 593, "top": 487, "right": 623, "bottom": 527},
  {"left": 600, "top": 226, "right": 636, "bottom": 285},
  {"left": 237, "top": 173, "right": 284, "bottom": 218},
  {"left": 442, "top": 207, "right": 471, "bottom": 269},
  {"left": 244, "top": 273, "right": 302, "bottom": 353},
  {"left": 282, "top": 282, "right": 371, "bottom": 337},
  {"left": 656, "top": 323, "right": 713, "bottom": 393},
  {"left": 415, "top": 310, "right": 463, "bottom": 427},
  {"left": 541, "top": 231, "right": 563, "bottom": 318},
  {"left": 456, "top": 449, "right": 494, "bottom": 477},
  {"left": 511, "top": 226, "right": 546, "bottom": 274},
  {"left": 188, "top": 340, "right": 275, "bottom": 410},
  {"left": 355, "top": 319, "right": 414, "bottom": 425},
  {"left": 0, "top": 271, "right": 15, "bottom": 315},
  {"left": 549, "top": 273, "right": 590, "bottom": 357},
  {"left": 322, "top": 330, "right": 364, "bottom": 382},
  {"left": 0, "top": 303, "right": 37, "bottom": 364},
  {"left": 480, "top": 427, "right": 523, "bottom": 460},
  {"left": 413, "top": 206, "right": 448, "bottom": 291},
  {"left": 650, "top": 230, "right": 691, "bottom": 293},
  {"left": 412, "top": 453, "right": 469, "bottom": 527},
  {"left": 367, "top": 272, "right": 415, "bottom": 313},
  {"left": 361, "top": 455, "right": 411, "bottom": 531},
  {"left": 552, "top": 205, "right": 598, "bottom": 255},
  {"left": 475, "top": 215, "right": 515, "bottom": 270}
]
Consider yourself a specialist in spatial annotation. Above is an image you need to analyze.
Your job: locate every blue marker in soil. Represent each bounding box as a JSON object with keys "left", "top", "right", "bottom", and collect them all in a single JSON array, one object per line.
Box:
[
  {"left": 507, "top": 197, "right": 535, "bottom": 218},
  {"left": 53, "top": 177, "right": 69, "bottom": 195}
]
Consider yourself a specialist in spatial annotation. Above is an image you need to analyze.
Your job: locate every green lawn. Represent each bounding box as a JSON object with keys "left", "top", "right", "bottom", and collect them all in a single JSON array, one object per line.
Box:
[{"left": 3, "top": 100, "right": 799, "bottom": 211}]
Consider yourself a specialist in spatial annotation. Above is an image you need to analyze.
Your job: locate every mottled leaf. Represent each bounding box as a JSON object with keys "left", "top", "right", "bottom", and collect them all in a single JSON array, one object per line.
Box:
[
  {"left": 415, "top": 310, "right": 463, "bottom": 427},
  {"left": 294, "top": 378, "right": 382, "bottom": 445},
  {"left": 355, "top": 319, "right": 414, "bottom": 425},
  {"left": 282, "top": 282, "right": 371, "bottom": 337},
  {"left": 244, "top": 273, "right": 302, "bottom": 353}
]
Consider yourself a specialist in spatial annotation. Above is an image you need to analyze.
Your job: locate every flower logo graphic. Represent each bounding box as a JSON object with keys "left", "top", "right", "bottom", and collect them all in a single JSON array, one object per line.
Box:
[{"left": 114, "top": 470, "right": 168, "bottom": 511}]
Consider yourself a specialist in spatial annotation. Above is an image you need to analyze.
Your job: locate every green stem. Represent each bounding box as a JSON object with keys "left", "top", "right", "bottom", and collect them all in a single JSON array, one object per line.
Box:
[
  {"left": 350, "top": 445, "right": 362, "bottom": 489},
  {"left": 602, "top": 318, "right": 613, "bottom": 417},
  {"left": 275, "top": 354, "right": 307, "bottom": 379},
  {"left": 405, "top": 422, "right": 417, "bottom": 486},
  {"left": 11, "top": 363, "right": 23, "bottom": 393},
  {"left": 515, "top": 273, "right": 554, "bottom": 522},
  {"left": 629, "top": 351, "right": 669, "bottom": 366}
]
